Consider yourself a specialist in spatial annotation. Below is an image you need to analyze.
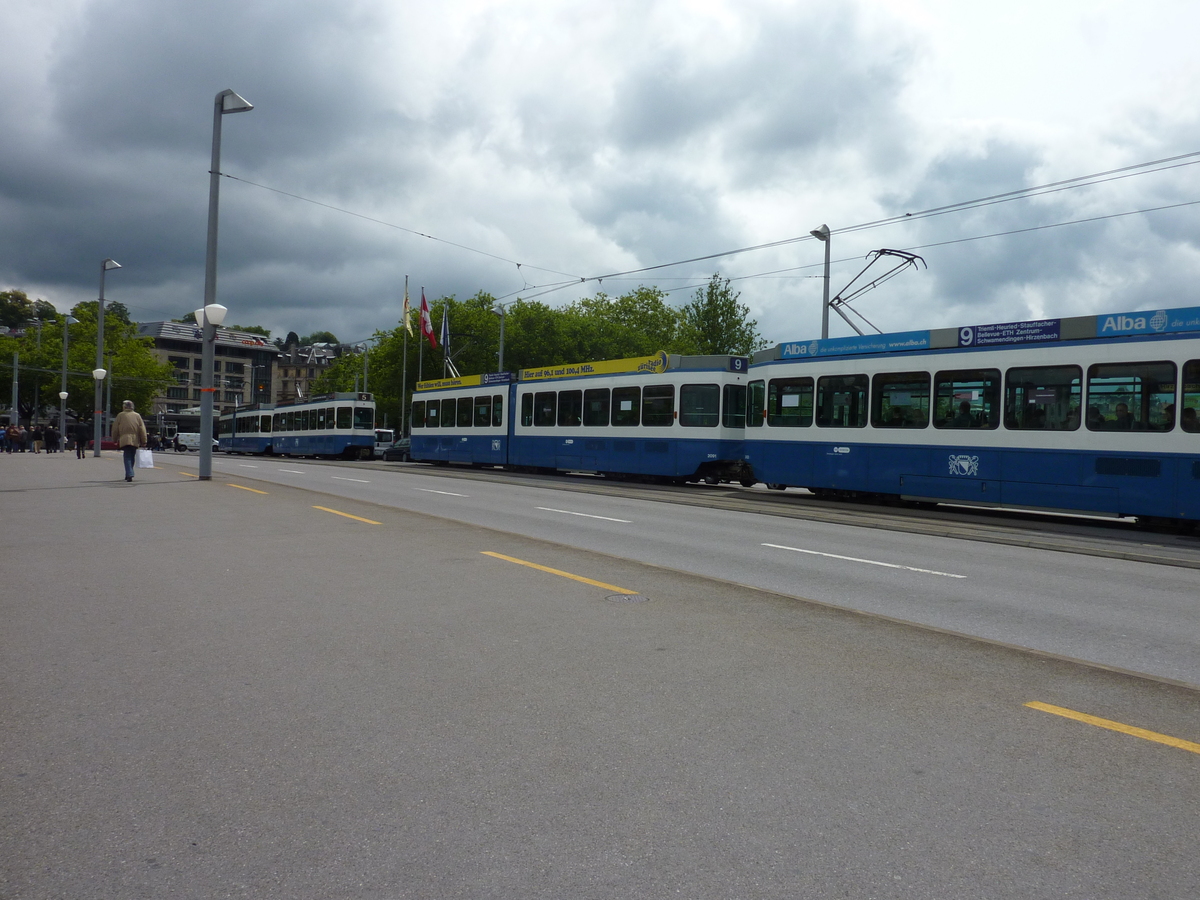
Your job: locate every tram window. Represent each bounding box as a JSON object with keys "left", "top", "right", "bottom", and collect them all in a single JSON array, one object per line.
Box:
[
  {"left": 316, "top": 407, "right": 326, "bottom": 430},
  {"left": 747, "top": 380, "right": 765, "bottom": 427},
  {"left": 768, "top": 377, "right": 814, "bottom": 427},
  {"left": 261, "top": 415, "right": 272, "bottom": 433},
  {"left": 474, "top": 395, "right": 492, "bottom": 427},
  {"left": 440, "top": 398, "right": 455, "bottom": 427},
  {"left": 934, "top": 369, "right": 1000, "bottom": 430},
  {"left": 520, "top": 393, "right": 533, "bottom": 426},
  {"left": 1086, "top": 361, "right": 1176, "bottom": 432},
  {"left": 354, "top": 406, "right": 375, "bottom": 430},
  {"left": 425, "top": 401, "right": 438, "bottom": 428},
  {"left": 722, "top": 383, "right": 747, "bottom": 428},
  {"left": 335, "top": 407, "right": 350, "bottom": 429},
  {"left": 491, "top": 395, "right": 503, "bottom": 426},
  {"left": 816, "top": 375, "right": 867, "bottom": 428},
  {"left": 273, "top": 413, "right": 282, "bottom": 431},
  {"left": 534, "top": 391, "right": 557, "bottom": 427},
  {"left": 583, "top": 388, "right": 609, "bottom": 426},
  {"left": 1183, "top": 361, "right": 1200, "bottom": 433},
  {"left": 871, "top": 372, "right": 930, "bottom": 428},
  {"left": 1004, "top": 365, "right": 1081, "bottom": 430},
  {"left": 457, "top": 397, "right": 473, "bottom": 427},
  {"left": 557, "top": 390, "right": 583, "bottom": 426},
  {"left": 296, "top": 410, "right": 306, "bottom": 431},
  {"left": 411, "top": 400, "right": 426, "bottom": 428},
  {"left": 642, "top": 385, "right": 675, "bottom": 426},
  {"left": 612, "top": 386, "right": 640, "bottom": 426},
  {"left": 680, "top": 384, "right": 720, "bottom": 427}
]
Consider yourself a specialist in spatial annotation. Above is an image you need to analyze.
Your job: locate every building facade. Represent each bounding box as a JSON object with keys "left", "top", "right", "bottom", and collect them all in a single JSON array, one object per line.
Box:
[{"left": 138, "top": 322, "right": 279, "bottom": 430}]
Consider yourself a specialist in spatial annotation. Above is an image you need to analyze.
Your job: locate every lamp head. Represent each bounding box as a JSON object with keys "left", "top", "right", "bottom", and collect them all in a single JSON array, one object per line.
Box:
[
  {"left": 102, "top": 258, "right": 121, "bottom": 271},
  {"left": 58, "top": 391, "right": 68, "bottom": 400},
  {"left": 203, "top": 303, "right": 228, "bottom": 326},
  {"left": 92, "top": 368, "right": 107, "bottom": 380},
  {"left": 810, "top": 224, "right": 830, "bottom": 242},
  {"left": 219, "top": 90, "right": 254, "bottom": 114}
]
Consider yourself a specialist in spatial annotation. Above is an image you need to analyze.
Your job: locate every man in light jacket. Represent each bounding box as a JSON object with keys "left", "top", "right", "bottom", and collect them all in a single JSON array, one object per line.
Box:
[{"left": 112, "top": 400, "right": 148, "bottom": 482}]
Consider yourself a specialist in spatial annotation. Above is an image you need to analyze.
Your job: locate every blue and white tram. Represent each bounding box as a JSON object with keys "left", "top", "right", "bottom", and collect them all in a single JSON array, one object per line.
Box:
[
  {"left": 510, "top": 353, "right": 750, "bottom": 481},
  {"left": 745, "top": 306, "right": 1200, "bottom": 523},
  {"left": 410, "top": 353, "right": 753, "bottom": 482},
  {"left": 409, "top": 374, "right": 514, "bottom": 466},
  {"left": 217, "top": 392, "right": 376, "bottom": 458}
]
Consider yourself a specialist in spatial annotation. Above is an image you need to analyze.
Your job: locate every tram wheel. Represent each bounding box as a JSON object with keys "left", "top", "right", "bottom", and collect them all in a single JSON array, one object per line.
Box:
[{"left": 766, "top": 483, "right": 787, "bottom": 491}]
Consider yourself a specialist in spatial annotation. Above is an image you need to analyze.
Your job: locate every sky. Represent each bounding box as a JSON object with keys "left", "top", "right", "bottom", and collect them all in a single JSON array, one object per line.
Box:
[{"left": 3, "top": 0, "right": 1200, "bottom": 349}]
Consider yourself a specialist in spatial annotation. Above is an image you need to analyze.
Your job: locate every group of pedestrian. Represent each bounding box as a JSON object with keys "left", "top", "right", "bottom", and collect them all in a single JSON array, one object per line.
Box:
[
  {"left": 5, "top": 401, "right": 148, "bottom": 482},
  {"left": 3, "top": 423, "right": 66, "bottom": 453}
]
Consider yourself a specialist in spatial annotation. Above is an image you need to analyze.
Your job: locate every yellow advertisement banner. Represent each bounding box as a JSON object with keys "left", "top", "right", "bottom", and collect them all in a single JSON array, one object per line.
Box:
[
  {"left": 415, "top": 374, "right": 483, "bottom": 392},
  {"left": 519, "top": 351, "right": 669, "bottom": 382}
]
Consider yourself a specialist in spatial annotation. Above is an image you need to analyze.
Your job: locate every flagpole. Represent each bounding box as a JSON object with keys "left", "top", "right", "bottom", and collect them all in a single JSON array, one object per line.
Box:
[
  {"left": 418, "top": 286, "right": 424, "bottom": 382},
  {"left": 401, "top": 275, "right": 408, "bottom": 434},
  {"left": 442, "top": 300, "right": 448, "bottom": 378}
]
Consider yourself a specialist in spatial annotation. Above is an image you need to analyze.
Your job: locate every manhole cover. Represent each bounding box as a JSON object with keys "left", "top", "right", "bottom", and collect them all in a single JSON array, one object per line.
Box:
[{"left": 606, "top": 594, "right": 649, "bottom": 603}]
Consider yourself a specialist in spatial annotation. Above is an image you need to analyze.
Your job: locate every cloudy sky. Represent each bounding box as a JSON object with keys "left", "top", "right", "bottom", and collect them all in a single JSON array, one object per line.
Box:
[{"left": 4, "top": 0, "right": 1200, "bottom": 348}]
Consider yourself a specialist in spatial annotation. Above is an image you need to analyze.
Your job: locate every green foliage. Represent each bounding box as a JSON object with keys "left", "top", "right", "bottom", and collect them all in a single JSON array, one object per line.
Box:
[
  {"left": 300, "top": 330, "right": 339, "bottom": 345},
  {"left": 178, "top": 311, "right": 197, "bottom": 324},
  {"left": 2, "top": 290, "right": 59, "bottom": 329},
  {"left": 676, "top": 274, "right": 766, "bottom": 356},
  {"left": 227, "top": 324, "right": 271, "bottom": 337},
  {"left": 305, "top": 277, "right": 759, "bottom": 434},
  {"left": 1, "top": 299, "right": 175, "bottom": 424}
]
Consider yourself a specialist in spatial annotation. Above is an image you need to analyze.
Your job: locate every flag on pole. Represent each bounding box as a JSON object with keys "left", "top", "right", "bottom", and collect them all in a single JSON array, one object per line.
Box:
[
  {"left": 440, "top": 303, "right": 450, "bottom": 358},
  {"left": 402, "top": 278, "right": 412, "bottom": 337},
  {"left": 420, "top": 290, "right": 436, "bottom": 348}
]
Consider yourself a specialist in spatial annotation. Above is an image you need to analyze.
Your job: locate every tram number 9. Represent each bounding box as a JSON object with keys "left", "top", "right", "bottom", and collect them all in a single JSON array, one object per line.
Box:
[{"left": 728, "top": 356, "right": 748, "bottom": 372}]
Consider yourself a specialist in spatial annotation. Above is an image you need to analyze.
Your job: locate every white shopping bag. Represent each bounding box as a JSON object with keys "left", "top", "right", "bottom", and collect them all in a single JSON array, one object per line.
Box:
[{"left": 135, "top": 448, "right": 154, "bottom": 469}]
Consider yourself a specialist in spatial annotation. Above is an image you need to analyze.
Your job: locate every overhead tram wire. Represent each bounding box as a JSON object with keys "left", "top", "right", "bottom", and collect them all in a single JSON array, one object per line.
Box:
[
  {"left": 217, "top": 172, "right": 585, "bottom": 282},
  {"left": 219, "top": 149, "right": 1200, "bottom": 303}
]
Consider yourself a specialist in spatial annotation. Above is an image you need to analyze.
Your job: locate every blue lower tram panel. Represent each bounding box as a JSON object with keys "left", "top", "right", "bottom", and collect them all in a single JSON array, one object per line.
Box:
[{"left": 748, "top": 441, "right": 1200, "bottom": 520}]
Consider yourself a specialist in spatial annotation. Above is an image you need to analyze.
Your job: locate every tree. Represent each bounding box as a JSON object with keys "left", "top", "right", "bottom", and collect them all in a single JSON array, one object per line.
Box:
[
  {"left": 676, "top": 274, "right": 766, "bottom": 356},
  {"left": 1, "top": 290, "right": 34, "bottom": 329},
  {"left": 227, "top": 324, "right": 271, "bottom": 338},
  {"left": 300, "top": 331, "right": 339, "bottom": 345}
]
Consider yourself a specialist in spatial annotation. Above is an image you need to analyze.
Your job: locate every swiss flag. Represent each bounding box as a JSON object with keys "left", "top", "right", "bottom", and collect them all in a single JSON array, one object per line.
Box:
[{"left": 420, "top": 291, "right": 437, "bottom": 348}]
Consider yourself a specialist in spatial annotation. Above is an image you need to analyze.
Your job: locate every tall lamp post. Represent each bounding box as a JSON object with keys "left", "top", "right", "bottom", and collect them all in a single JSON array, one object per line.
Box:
[
  {"left": 195, "top": 303, "right": 227, "bottom": 480},
  {"left": 93, "top": 258, "right": 121, "bottom": 456},
  {"left": 492, "top": 303, "right": 506, "bottom": 373},
  {"left": 198, "top": 87, "right": 253, "bottom": 482},
  {"left": 810, "top": 224, "right": 831, "bottom": 339},
  {"left": 90, "top": 369, "right": 105, "bottom": 443},
  {"left": 59, "top": 315, "right": 77, "bottom": 440}
]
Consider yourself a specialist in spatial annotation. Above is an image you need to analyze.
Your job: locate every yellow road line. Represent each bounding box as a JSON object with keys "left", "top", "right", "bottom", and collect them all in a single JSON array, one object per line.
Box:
[
  {"left": 313, "top": 505, "right": 381, "bottom": 525},
  {"left": 228, "top": 483, "right": 268, "bottom": 494},
  {"left": 180, "top": 471, "right": 199, "bottom": 478},
  {"left": 481, "top": 551, "right": 637, "bottom": 594},
  {"left": 1025, "top": 701, "right": 1200, "bottom": 755}
]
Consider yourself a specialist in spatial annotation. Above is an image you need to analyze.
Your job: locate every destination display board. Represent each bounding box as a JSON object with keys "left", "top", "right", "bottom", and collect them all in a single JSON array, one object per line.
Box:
[{"left": 958, "top": 319, "right": 1061, "bottom": 347}]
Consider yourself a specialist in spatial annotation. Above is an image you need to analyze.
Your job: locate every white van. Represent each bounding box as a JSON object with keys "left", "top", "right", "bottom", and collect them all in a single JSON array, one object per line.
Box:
[
  {"left": 174, "top": 433, "right": 219, "bottom": 452},
  {"left": 373, "top": 429, "right": 395, "bottom": 458}
]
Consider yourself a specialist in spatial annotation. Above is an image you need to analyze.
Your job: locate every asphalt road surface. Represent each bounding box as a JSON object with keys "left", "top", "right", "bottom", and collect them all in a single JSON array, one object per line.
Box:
[
  {"left": 2, "top": 453, "right": 1197, "bottom": 899},
  {"left": 176, "top": 452, "right": 1200, "bottom": 687}
]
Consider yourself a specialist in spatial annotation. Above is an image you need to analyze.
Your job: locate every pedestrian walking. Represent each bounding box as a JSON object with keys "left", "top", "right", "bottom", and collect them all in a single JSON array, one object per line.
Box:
[
  {"left": 73, "top": 422, "right": 89, "bottom": 459},
  {"left": 16, "top": 426, "right": 28, "bottom": 452},
  {"left": 111, "top": 400, "right": 147, "bottom": 482},
  {"left": 3, "top": 423, "right": 15, "bottom": 452},
  {"left": 31, "top": 424, "right": 44, "bottom": 453},
  {"left": 45, "top": 425, "right": 60, "bottom": 453}
]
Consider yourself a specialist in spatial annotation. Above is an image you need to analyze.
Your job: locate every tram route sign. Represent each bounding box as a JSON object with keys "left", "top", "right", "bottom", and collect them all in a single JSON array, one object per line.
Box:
[{"left": 958, "top": 319, "right": 1060, "bottom": 348}]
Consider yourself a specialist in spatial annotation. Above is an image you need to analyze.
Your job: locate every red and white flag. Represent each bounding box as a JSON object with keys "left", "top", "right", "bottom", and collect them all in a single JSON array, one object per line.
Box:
[{"left": 420, "top": 290, "right": 437, "bottom": 348}]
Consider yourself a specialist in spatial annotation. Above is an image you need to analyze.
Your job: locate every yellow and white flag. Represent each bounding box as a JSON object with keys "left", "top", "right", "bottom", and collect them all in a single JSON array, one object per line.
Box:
[{"left": 402, "top": 277, "right": 413, "bottom": 336}]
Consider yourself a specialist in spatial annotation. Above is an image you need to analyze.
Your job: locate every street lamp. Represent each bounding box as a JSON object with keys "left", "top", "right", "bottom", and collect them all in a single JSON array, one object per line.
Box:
[
  {"left": 199, "top": 88, "right": 252, "bottom": 481},
  {"left": 492, "top": 304, "right": 506, "bottom": 373},
  {"left": 810, "top": 224, "right": 831, "bottom": 339},
  {"left": 91, "top": 368, "right": 106, "bottom": 447},
  {"left": 195, "top": 302, "right": 227, "bottom": 480},
  {"left": 94, "top": 258, "right": 121, "bottom": 456},
  {"left": 59, "top": 314, "right": 77, "bottom": 442},
  {"left": 58, "top": 391, "right": 68, "bottom": 441}
]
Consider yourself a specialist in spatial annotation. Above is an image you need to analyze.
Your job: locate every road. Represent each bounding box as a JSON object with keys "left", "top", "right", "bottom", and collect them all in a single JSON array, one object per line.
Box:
[
  {"left": 172, "top": 452, "right": 1200, "bottom": 687},
  {"left": 2, "top": 453, "right": 1198, "bottom": 899}
]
